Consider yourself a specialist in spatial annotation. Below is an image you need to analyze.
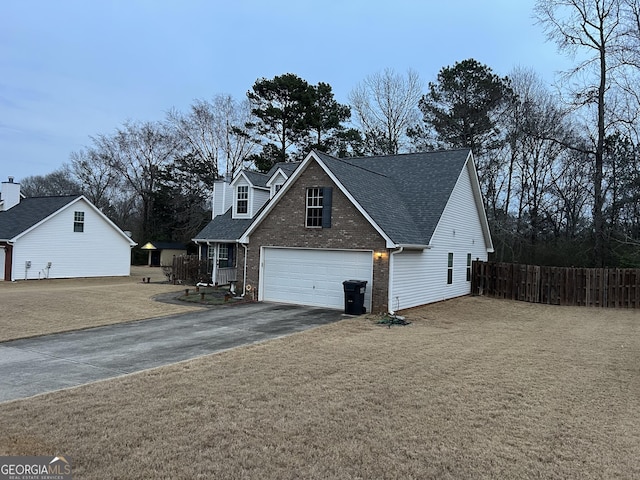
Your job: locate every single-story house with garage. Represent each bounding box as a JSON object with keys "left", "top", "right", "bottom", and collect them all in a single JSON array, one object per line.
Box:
[
  {"left": 0, "top": 177, "right": 136, "bottom": 281},
  {"left": 195, "top": 149, "right": 493, "bottom": 314},
  {"left": 140, "top": 241, "right": 187, "bottom": 267}
]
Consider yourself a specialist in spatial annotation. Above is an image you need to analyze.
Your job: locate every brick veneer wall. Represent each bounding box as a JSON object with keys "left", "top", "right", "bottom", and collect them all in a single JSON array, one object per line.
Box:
[{"left": 240, "top": 160, "right": 390, "bottom": 313}]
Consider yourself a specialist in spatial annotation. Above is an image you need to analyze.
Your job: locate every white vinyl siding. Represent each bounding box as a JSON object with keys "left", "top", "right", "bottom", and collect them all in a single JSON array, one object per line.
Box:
[
  {"left": 232, "top": 177, "right": 270, "bottom": 219},
  {"left": 389, "top": 161, "right": 489, "bottom": 311},
  {"left": 260, "top": 247, "right": 373, "bottom": 310},
  {"left": 212, "top": 180, "right": 233, "bottom": 219},
  {"left": 252, "top": 188, "right": 270, "bottom": 215},
  {"left": 11, "top": 198, "right": 132, "bottom": 280}
]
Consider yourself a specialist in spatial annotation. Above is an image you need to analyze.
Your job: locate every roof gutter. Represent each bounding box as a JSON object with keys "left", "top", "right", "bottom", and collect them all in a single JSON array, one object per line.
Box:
[{"left": 393, "top": 243, "right": 431, "bottom": 250}]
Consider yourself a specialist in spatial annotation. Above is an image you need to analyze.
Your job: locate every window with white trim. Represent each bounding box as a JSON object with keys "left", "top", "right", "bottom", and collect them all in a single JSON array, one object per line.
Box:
[
  {"left": 74, "top": 211, "right": 85, "bottom": 232},
  {"left": 447, "top": 252, "right": 454, "bottom": 284},
  {"left": 467, "top": 253, "right": 472, "bottom": 282},
  {"left": 306, "top": 187, "right": 323, "bottom": 228},
  {"left": 236, "top": 185, "right": 248, "bottom": 214}
]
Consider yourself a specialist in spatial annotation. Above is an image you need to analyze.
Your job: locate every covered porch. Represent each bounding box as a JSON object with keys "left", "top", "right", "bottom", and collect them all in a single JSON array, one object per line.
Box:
[{"left": 199, "top": 242, "right": 238, "bottom": 286}]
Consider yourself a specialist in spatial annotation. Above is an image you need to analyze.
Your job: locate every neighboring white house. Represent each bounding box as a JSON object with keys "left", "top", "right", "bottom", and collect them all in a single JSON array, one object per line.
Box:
[{"left": 0, "top": 178, "right": 136, "bottom": 281}]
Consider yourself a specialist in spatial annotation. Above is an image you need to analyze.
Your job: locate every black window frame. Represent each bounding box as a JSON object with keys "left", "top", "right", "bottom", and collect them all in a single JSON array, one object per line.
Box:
[{"left": 447, "top": 252, "right": 454, "bottom": 284}]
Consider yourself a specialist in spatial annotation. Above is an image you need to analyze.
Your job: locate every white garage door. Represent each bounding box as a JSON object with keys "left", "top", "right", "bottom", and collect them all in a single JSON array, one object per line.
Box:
[{"left": 261, "top": 247, "right": 373, "bottom": 310}]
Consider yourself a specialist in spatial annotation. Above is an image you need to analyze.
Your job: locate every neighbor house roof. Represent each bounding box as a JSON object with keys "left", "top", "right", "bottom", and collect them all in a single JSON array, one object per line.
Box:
[
  {"left": 193, "top": 209, "right": 254, "bottom": 242},
  {"left": 0, "top": 195, "right": 82, "bottom": 240},
  {"left": 0, "top": 194, "right": 137, "bottom": 246}
]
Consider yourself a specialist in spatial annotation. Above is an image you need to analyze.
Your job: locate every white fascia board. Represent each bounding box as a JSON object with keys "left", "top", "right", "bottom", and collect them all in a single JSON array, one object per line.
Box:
[
  {"left": 242, "top": 151, "right": 398, "bottom": 247},
  {"left": 192, "top": 238, "right": 239, "bottom": 243},
  {"left": 239, "top": 152, "right": 318, "bottom": 243},
  {"left": 465, "top": 152, "right": 494, "bottom": 253},
  {"left": 266, "top": 169, "right": 287, "bottom": 187},
  {"left": 313, "top": 155, "right": 398, "bottom": 249},
  {"left": 395, "top": 244, "right": 431, "bottom": 250},
  {"left": 230, "top": 171, "right": 252, "bottom": 188}
]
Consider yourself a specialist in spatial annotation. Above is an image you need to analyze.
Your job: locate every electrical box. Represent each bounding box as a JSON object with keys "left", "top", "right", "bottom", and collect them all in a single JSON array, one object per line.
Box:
[{"left": 25, "top": 261, "right": 31, "bottom": 268}]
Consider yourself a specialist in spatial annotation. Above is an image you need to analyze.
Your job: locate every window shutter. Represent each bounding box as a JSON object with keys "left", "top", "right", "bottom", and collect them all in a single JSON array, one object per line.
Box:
[{"left": 322, "top": 187, "right": 332, "bottom": 228}]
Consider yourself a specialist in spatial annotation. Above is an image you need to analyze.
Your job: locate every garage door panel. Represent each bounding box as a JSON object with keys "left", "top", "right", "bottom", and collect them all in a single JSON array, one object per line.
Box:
[{"left": 261, "top": 248, "right": 373, "bottom": 310}]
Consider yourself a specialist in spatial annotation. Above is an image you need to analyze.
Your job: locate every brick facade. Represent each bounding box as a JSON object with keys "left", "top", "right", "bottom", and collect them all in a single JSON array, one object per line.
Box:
[{"left": 239, "top": 160, "right": 390, "bottom": 313}]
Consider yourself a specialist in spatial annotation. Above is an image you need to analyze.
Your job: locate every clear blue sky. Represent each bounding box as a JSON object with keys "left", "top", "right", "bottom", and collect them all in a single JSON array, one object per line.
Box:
[{"left": 1, "top": 0, "right": 568, "bottom": 183}]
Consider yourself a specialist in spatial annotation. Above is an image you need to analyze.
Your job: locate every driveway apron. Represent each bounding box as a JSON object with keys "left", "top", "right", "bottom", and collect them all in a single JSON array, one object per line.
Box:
[{"left": 0, "top": 303, "right": 343, "bottom": 403}]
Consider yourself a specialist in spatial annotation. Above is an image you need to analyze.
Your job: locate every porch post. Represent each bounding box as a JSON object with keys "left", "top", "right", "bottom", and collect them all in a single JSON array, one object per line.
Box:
[{"left": 210, "top": 242, "right": 217, "bottom": 285}]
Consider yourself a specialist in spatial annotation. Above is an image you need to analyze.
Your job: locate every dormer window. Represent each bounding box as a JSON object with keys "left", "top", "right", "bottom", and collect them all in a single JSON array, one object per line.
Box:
[{"left": 236, "top": 185, "right": 248, "bottom": 214}]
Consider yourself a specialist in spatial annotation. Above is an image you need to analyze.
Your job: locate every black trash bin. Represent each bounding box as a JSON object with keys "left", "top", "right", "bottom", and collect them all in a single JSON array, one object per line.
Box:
[{"left": 343, "top": 280, "right": 368, "bottom": 314}]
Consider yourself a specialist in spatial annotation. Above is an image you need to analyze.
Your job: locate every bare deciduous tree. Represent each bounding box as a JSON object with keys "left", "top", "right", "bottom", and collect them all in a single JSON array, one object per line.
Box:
[
  {"left": 92, "top": 120, "right": 180, "bottom": 241},
  {"left": 349, "top": 68, "right": 422, "bottom": 155},
  {"left": 535, "top": 0, "right": 631, "bottom": 265},
  {"left": 167, "top": 94, "right": 256, "bottom": 180}
]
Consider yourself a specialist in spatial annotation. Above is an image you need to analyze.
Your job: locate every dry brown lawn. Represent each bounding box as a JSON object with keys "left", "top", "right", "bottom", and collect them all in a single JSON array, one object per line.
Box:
[
  {"left": 0, "top": 266, "right": 203, "bottom": 342},
  {"left": 1, "top": 295, "right": 639, "bottom": 479}
]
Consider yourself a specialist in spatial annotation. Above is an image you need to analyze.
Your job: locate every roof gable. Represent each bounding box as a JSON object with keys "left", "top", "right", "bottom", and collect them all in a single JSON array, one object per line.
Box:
[
  {"left": 0, "top": 195, "right": 81, "bottom": 240},
  {"left": 231, "top": 170, "right": 269, "bottom": 189},
  {"left": 0, "top": 195, "right": 137, "bottom": 246},
  {"left": 241, "top": 149, "right": 490, "bottom": 249},
  {"left": 314, "top": 149, "right": 474, "bottom": 245}
]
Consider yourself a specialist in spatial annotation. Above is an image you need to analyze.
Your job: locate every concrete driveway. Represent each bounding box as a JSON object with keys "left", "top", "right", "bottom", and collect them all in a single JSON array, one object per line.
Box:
[{"left": 0, "top": 303, "right": 344, "bottom": 403}]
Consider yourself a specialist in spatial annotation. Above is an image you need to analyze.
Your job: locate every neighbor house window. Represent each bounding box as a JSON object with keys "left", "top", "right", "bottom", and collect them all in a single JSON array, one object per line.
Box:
[
  {"left": 467, "top": 253, "right": 472, "bottom": 282},
  {"left": 236, "top": 185, "right": 248, "bottom": 214},
  {"left": 447, "top": 252, "right": 454, "bottom": 284},
  {"left": 306, "top": 187, "right": 323, "bottom": 227},
  {"left": 74, "top": 211, "right": 84, "bottom": 232}
]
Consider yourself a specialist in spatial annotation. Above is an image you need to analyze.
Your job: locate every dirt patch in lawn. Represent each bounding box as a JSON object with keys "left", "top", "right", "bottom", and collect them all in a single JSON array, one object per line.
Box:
[
  {"left": 0, "top": 266, "right": 203, "bottom": 342},
  {"left": 1, "top": 296, "right": 639, "bottom": 479}
]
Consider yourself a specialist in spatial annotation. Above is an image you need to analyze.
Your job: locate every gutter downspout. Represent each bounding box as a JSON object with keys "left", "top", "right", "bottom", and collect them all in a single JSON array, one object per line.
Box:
[
  {"left": 241, "top": 243, "right": 248, "bottom": 297},
  {"left": 388, "top": 246, "right": 404, "bottom": 315}
]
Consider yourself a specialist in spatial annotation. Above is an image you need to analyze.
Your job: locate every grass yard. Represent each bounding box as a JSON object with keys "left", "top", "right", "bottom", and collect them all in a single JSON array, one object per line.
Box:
[
  {"left": 1, "top": 296, "right": 639, "bottom": 479},
  {"left": 0, "top": 266, "right": 203, "bottom": 342}
]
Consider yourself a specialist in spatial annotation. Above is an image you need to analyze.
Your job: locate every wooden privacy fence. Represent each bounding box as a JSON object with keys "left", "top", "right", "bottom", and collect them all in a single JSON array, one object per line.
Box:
[
  {"left": 471, "top": 261, "right": 640, "bottom": 308},
  {"left": 171, "top": 255, "right": 209, "bottom": 285}
]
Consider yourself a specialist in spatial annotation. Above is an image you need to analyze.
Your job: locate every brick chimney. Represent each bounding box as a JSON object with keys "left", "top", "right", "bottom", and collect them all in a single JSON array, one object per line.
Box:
[{"left": 1, "top": 177, "right": 21, "bottom": 211}]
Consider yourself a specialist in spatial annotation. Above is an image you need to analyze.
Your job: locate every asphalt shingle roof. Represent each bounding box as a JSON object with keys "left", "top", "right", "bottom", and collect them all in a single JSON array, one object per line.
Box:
[
  {"left": 0, "top": 195, "right": 81, "bottom": 240},
  {"left": 242, "top": 170, "right": 269, "bottom": 188},
  {"left": 269, "top": 161, "right": 301, "bottom": 178},
  {"left": 194, "top": 209, "right": 254, "bottom": 242},
  {"left": 314, "top": 149, "right": 471, "bottom": 245}
]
